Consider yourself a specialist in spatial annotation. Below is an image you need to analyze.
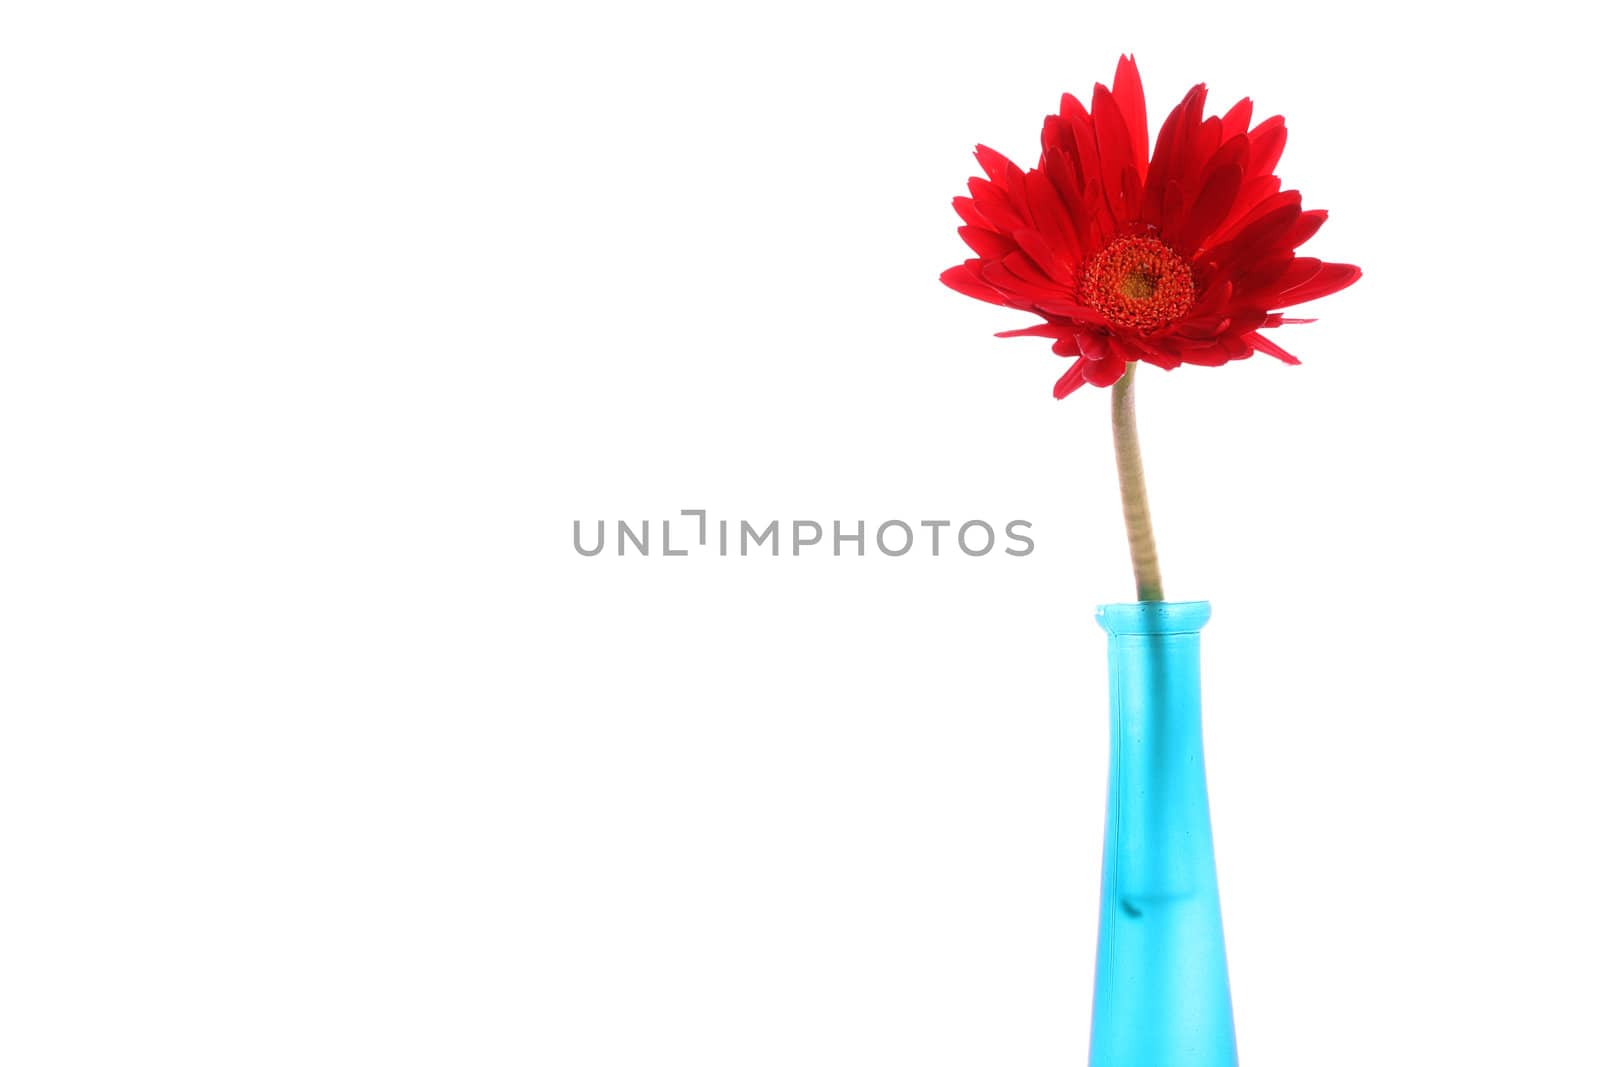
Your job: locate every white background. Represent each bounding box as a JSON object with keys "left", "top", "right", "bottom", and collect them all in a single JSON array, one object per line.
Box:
[{"left": 3, "top": 1, "right": 1598, "bottom": 1063}]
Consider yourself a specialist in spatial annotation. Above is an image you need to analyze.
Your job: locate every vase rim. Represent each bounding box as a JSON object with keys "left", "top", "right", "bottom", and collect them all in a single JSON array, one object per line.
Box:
[{"left": 1095, "top": 600, "right": 1212, "bottom": 635}]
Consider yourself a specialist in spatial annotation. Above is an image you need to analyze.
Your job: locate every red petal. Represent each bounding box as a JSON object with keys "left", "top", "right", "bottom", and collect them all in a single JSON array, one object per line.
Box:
[
  {"left": 1136, "top": 346, "right": 1182, "bottom": 370},
  {"left": 1247, "top": 116, "right": 1287, "bottom": 178},
  {"left": 1083, "top": 354, "right": 1128, "bottom": 386},
  {"left": 1120, "top": 166, "right": 1142, "bottom": 223},
  {"left": 1284, "top": 209, "right": 1328, "bottom": 249},
  {"left": 952, "top": 196, "right": 986, "bottom": 229},
  {"left": 1189, "top": 279, "right": 1233, "bottom": 318},
  {"left": 1058, "top": 92, "right": 1091, "bottom": 128},
  {"left": 973, "top": 144, "right": 1022, "bottom": 184},
  {"left": 1048, "top": 96, "right": 1092, "bottom": 186},
  {"left": 1033, "top": 300, "right": 1110, "bottom": 325},
  {"left": 1042, "top": 149, "right": 1099, "bottom": 253},
  {"left": 1174, "top": 162, "right": 1243, "bottom": 253},
  {"left": 1092, "top": 82, "right": 1137, "bottom": 221},
  {"left": 1276, "top": 262, "right": 1361, "bottom": 306},
  {"left": 1221, "top": 97, "right": 1253, "bottom": 141},
  {"left": 959, "top": 226, "right": 1014, "bottom": 259},
  {"left": 1246, "top": 331, "right": 1301, "bottom": 364},
  {"left": 940, "top": 262, "right": 1008, "bottom": 305},
  {"left": 996, "top": 322, "right": 1074, "bottom": 340},
  {"left": 1000, "top": 249, "right": 1059, "bottom": 289},
  {"left": 1210, "top": 188, "right": 1301, "bottom": 248},
  {"left": 1066, "top": 118, "right": 1104, "bottom": 217},
  {"left": 1106, "top": 336, "right": 1146, "bottom": 366},
  {"left": 1276, "top": 257, "right": 1324, "bottom": 291},
  {"left": 1142, "top": 84, "right": 1207, "bottom": 227},
  {"left": 1053, "top": 362, "right": 1089, "bottom": 398},
  {"left": 1233, "top": 254, "right": 1295, "bottom": 298},
  {"left": 1174, "top": 315, "right": 1232, "bottom": 339},
  {"left": 1077, "top": 330, "right": 1112, "bottom": 361},
  {"left": 1181, "top": 344, "right": 1233, "bottom": 367},
  {"left": 1012, "top": 229, "right": 1074, "bottom": 286},
  {"left": 1023, "top": 168, "right": 1082, "bottom": 263},
  {"left": 1112, "top": 55, "right": 1148, "bottom": 177},
  {"left": 968, "top": 177, "right": 1028, "bottom": 232}
]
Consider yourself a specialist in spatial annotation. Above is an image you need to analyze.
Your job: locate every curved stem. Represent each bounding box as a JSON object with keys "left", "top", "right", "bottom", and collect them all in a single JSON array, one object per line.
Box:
[{"left": 1111, "top": 363, "right": 1164, "bottom": 602}]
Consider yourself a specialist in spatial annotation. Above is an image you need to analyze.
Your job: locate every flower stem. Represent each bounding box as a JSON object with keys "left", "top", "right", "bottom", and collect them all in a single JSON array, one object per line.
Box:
[{"left": 1111, "top": 363, "right": 1164, "bottom": 602}]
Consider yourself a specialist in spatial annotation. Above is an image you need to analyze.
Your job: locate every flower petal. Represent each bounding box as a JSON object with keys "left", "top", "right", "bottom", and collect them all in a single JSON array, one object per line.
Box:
[
  {"left": 1034, "top": 300, "right": 1110, "bottom": 325},
  {"left": 996, "top": 321, "right": 1074, "bottom": 340},
  {"left": 1112, "top": 55, "right": 1148, "bottom": 177},
  {"left": 1246, "top": 331, "right": 1302, "bottom": 364},
  {"left": 1284, "top": 209, "right": 1328, "bottom": 249},
  {"left": 974, "top": 144, "right": 1022, "bottom": 184},
  {"left": 1053, "top": 361, "right": 1089, "bottom": 398},
  {"left": 1076, "top": 330, "right": 1112, "bottom": 361},
  {"left": 1247, "top": 116, "right": 1287, "bottom": 179},
  {"left": 959, "top": 226, "right": 1014, "bottom": 258},
  {"left": 940, "top": 262, "right": 1007, "bottom": 305},
  {"left": 1173, "top": 162, "right": 1243, "bottom": 253},
  {"left": 1276, "top": 262, "right": 1362, "bottom": 306},
  {"left": 1083, "top": 353, "right": 1128, "bottom": 386},
  {"left": 1221, "top": 96, "right": 1253, "bottom": 141},
  {"left": 1141, "top": 83, "right": 1207, "bottom": 227},
  {"left": 1023, "top": 168, "right": 1082, "bottom": 263},
  {"left": 1092, "top": 82, "right": 1138, "bottom": 222}
]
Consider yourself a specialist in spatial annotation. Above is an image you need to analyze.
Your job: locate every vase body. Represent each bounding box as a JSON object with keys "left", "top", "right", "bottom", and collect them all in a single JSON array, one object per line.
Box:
[{"left": 1089, "top": 601, "right": 1237, "bottom": 1067}]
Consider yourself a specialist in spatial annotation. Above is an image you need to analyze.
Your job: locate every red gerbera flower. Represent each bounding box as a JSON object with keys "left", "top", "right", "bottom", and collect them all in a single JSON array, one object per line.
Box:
[{"left": 941, "top": 56, "right": 1360, "bottom": 398}]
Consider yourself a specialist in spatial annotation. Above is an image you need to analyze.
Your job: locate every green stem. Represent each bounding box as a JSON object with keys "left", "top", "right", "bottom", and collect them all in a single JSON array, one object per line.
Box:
[{"left": 1111, "top": 363, "right": 1164, "bottom": 602}]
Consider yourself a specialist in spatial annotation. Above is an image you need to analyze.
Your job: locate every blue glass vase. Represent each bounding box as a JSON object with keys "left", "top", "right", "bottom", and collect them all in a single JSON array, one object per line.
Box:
[{"left": 1089, "top": 601, "right": 1238, "bottom": 1067}]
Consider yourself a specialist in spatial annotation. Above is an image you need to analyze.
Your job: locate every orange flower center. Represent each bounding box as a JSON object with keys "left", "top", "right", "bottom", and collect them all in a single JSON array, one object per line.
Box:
[{"left": 1083, "top": 236, "right": 1196, "bottom": 333}]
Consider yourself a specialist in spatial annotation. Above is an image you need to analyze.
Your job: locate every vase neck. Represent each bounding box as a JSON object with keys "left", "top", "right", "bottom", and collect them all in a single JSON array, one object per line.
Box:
[
  {"left": 1098, "top": 601, "right": 1210, "bottom": 737},
  {"left": 1096, "top": 600, "right": 1211, "bottom": 637}
]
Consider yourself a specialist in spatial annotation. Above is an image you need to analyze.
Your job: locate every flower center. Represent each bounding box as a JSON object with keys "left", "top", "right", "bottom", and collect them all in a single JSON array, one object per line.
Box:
[{"left": 1083, "top": 236, "right": 1195, "bottom": 333}]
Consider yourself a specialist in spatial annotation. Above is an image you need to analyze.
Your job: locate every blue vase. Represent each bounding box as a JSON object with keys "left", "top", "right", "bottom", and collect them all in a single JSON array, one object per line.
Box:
[{"left": 1089, "top": 601, "right": 1238, "bottom": 1067}]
